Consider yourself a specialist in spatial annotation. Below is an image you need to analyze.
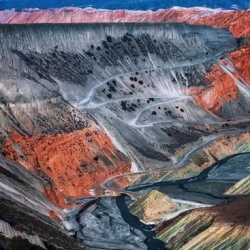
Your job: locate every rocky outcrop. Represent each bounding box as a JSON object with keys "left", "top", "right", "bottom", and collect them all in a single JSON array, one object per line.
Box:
[
  {"left": 156, "top": 196, "right": 250, "bottom": 250},
  {"left": 224, "top": 175, "right": 250, "bottom": 195},
  {"left": 2, "top": 127, "right": 131, "bottom": 207},
  {"left": 129, "top": 190, "right": 178, "bottom": 223}
]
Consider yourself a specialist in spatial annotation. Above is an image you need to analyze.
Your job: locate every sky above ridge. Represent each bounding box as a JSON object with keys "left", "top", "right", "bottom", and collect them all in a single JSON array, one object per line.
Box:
[{"left": 0, "top": 0, "right": 249, "bottom": 11}]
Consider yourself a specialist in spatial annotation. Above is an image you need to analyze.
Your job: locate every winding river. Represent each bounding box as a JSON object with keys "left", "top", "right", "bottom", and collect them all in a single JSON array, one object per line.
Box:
[
  {"left": 116, "top": 194, "right": 167, "bottom": 250},
  {"left": 76, "top": 152, "right": 250, "bottom": 250},
  {"left": 127, "top": 152, "right": 250, "bottom": 192}
]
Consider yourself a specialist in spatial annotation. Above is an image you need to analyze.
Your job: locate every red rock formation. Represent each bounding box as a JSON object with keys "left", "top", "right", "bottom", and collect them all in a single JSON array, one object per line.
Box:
[
  {"left": 0, "top": 7, "right": 221, "bottom": 24},
  {"left": 190, "top": 11, "right": 250, "bottom": 114},
  {"left": 229, "top": 46, "right": 250, "bottom": 84},
  {"left": 193, "top": 45, "right": 250, "bottom": 114},
  {"left": 2, "top": 127, "right": 131, "bottom": 208},
  {"left": 191, "top": 10, "right": 250, "bottom": 39},
  {"left": 194, "top": 64, "right": 238, "bottom": 114}
]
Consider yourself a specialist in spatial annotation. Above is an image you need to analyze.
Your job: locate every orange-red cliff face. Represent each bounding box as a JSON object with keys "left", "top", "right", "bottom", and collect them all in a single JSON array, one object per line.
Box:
[
  {"left": 169, "top": 10, "right": 250, "bottom": 114},
  {"left": 193, "top": 64, "right": 238, "bottom": 114},
  {"left": 191, "top": 10, "right": 250, "bottom": 39},
  {"left": 190, "top": 11, "right": 250, "bottom": 114},
  {"left": 192, "top": 43, "right": 250, "bottom": 114},
  {"left": 2, "top": 128, "right": 131, "bottom": 208}
]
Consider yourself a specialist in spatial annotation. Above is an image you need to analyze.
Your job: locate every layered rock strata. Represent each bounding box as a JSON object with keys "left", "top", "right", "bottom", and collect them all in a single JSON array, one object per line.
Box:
[
  {"left": 129, "top": 190, "right": 178, "bottom": 223},
  {"left": 224, "top": 175, "right": 250, "bottom": 195},
  {"left": 156, "top": 196, "right": 250, "bottom": 250}
]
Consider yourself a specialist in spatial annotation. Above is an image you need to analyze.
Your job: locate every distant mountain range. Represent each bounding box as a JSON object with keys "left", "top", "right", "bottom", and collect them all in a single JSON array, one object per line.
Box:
[{"left": 0, "top": 0, "right": 249, "bottom": 10}]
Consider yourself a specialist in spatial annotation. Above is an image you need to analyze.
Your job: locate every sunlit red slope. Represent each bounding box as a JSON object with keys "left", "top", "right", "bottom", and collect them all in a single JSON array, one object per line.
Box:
[
  {"left": 190, "top": 11, "right": 250, "bottom": 114},
  {"left": 2, "top": 127, "right": 130, "bottom": 208}
]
